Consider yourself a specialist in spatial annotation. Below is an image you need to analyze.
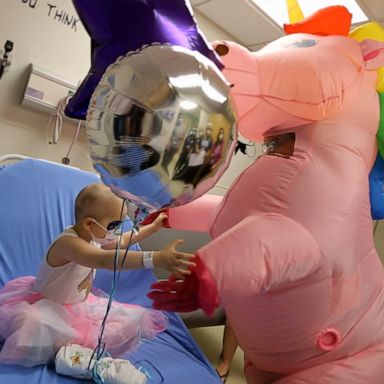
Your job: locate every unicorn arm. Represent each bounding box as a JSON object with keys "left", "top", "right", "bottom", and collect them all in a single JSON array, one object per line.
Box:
[
  {"left": 196, "top": 213, "right": 322, "bottom": 295},
  {"left": 167, "top": 194, "right": 223, "bottom": 233},
  {"left": 149, "top": 213, "right": 323, "bottom": 316}
]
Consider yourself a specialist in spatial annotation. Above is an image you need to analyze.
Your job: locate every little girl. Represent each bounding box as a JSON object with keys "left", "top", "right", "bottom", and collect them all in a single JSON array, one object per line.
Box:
[{"left": 0, "top": 183, "right": 195, "bottom": 368}]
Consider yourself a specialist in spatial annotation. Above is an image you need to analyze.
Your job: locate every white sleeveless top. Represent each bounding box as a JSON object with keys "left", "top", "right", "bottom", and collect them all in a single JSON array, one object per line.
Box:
[{"left": 34, "top": 227, "right": 95, "bottom": 305}]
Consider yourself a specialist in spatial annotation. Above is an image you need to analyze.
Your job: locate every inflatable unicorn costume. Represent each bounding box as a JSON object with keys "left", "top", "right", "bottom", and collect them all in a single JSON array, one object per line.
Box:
[{"left": 149, "top": 6, "right": 384, "bottom": 383}]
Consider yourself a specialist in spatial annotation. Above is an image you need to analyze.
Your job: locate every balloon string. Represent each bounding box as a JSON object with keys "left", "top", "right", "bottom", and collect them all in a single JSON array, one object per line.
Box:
[
  {"left": 88, "top": 199, "right": 141, "bottom": 382},
  {"left": 118, "top": 211, "right": 141, "bottom": 280}
]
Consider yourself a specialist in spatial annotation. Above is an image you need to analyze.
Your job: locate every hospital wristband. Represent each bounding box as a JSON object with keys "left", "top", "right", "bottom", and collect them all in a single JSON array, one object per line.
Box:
[{"left": 142, "top": 251, "right": 154, "bottom": 269}]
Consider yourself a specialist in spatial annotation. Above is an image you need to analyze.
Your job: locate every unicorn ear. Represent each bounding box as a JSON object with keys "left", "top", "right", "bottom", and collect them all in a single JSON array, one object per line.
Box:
[{"left": 360, "top": 39, "right": 384, "bottom": 70}]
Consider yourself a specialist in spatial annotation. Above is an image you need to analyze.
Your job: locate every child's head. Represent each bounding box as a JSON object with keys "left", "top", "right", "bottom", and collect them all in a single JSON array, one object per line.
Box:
[{"left": 74, "top": 183, "right": 127, "bottom": 244}]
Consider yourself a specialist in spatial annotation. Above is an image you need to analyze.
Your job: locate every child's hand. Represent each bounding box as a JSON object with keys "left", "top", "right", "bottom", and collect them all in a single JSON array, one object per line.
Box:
[
  {"left": 140, "top": 210, "right": 170, "bottom": 229},
  {"left": 155, "top": 239, "right": 196, "bottom": 279},
  {"left": 152, "top": 212, "right": 169, "bottom": 231}
]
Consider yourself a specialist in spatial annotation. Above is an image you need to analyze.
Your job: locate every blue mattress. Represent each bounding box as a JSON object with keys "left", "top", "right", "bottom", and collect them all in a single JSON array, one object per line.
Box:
[{"left": 0, "top": 159, "right": 220, "bottom": 383}]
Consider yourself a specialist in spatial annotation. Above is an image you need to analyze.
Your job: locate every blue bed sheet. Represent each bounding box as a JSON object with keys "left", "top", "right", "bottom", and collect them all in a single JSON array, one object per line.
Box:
[{"left": 0, "top": 159, "right": 220, "bottom": 383}]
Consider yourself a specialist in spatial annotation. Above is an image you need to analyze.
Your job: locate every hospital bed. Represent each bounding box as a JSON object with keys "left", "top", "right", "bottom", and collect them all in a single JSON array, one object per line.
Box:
[{"left": 0, "top": 155, "right": 220, "bottom": 383}]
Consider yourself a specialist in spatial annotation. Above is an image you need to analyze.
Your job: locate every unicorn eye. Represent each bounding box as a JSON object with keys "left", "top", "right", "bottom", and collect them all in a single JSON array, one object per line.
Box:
[{"left": 291, "top": 39, "right": 318, "bottom": 48}]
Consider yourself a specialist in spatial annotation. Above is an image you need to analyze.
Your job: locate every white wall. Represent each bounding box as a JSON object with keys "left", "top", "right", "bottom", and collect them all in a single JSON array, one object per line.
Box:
[{"left": 0, "top": 0, "right": 93, "bottom": 169}]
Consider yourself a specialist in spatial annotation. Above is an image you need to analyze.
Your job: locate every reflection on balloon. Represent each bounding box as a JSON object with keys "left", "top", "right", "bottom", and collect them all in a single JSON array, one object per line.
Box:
[{"left": 86, "top": 44, "right": 236, "bottom": 214}]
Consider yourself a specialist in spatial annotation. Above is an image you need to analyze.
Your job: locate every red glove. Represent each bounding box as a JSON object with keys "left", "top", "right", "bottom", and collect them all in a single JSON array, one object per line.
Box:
[
  {"left": 147, "top": 256, "right": 219, "bottom": 316},
  {"left": 139, "top": 208, "right": 170, "bottom": 228}
]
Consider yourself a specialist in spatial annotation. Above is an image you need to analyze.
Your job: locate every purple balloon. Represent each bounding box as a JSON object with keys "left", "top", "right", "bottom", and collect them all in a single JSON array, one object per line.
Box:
[{"left": 65, "top": 0, "right": 223, "bottom": 120}]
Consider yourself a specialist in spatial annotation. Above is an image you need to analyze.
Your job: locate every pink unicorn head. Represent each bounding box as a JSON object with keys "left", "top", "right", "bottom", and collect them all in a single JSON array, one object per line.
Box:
[{"left": 213, "top": 6, "right": 384, "bottom": 142}]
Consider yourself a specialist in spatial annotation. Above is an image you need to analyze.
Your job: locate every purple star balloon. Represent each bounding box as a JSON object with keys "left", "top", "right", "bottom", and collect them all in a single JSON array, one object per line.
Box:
[{"left": 65, "top": 0, "right": 223, "bottom": 120}]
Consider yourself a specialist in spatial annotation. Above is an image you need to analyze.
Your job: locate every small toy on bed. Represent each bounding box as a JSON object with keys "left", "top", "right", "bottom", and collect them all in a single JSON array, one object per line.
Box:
[{"left": 55, "top": 344, "right": 147, "bottom": 383}]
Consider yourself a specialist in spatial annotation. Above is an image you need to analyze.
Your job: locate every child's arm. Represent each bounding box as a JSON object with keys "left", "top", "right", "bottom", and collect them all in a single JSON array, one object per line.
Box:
[
  {"left": 101, "top": 213, "right": 168, "bottom": 250},
  {"left": 51, "top": 236, "right": 195, "bottom": 279},
  {"left": 127, "top": 212, "right": 168, "bottom": 244}
]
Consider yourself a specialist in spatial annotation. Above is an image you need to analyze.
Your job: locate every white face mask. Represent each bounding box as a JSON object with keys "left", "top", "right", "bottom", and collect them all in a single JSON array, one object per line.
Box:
[{"left": 88, "top": 219, "right": 122, "bottom": 248}]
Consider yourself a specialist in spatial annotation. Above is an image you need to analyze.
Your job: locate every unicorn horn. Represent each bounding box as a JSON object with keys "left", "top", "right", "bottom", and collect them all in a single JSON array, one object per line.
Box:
[{"left": 286, "top": 0, "right": 304, "bottom": 23}]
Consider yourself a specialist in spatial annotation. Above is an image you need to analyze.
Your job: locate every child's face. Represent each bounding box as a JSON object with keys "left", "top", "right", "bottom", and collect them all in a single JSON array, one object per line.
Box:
[{"left": 86, "top": 195, "right": 128, "bottom": 239}]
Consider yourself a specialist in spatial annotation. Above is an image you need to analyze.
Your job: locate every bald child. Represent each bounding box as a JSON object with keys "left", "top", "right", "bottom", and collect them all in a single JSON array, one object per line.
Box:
[
  {"left": 47, "top": 183, "right": 195, "bottom": 279},
  {"left": 0, "top": 183, "right": 194, "bottom": 371}
]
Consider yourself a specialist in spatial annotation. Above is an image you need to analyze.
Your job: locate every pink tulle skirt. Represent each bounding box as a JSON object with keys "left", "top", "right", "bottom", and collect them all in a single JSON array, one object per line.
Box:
[{"left": 0, "top": 276, "right": 168, "bottom": 367}]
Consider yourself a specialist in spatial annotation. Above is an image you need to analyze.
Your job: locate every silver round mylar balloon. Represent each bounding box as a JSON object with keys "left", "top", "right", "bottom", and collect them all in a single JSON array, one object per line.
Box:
[{"left": 86, "top": 44, "right": 237, "bottom": 212}]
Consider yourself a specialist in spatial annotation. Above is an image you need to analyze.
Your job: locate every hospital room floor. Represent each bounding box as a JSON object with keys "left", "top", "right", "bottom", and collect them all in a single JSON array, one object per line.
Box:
[{"left": 190, "top": 325, "right": 246, "bottom": 384}]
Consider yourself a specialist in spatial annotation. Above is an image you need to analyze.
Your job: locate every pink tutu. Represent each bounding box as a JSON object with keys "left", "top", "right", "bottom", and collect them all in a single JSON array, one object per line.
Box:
[{"left": 0, "top": 277, "right": 167, "bottom": 367}]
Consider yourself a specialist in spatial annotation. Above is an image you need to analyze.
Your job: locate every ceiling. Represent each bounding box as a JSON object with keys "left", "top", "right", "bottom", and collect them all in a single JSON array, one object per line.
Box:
[{"left": 191, "top": 0, "right": 384, "bottom": 51}]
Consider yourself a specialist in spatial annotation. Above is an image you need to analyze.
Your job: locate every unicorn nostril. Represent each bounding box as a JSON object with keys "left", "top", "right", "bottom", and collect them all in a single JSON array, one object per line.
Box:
[{"left": 215, "top": 44, "right": 229, "bottom": 56}]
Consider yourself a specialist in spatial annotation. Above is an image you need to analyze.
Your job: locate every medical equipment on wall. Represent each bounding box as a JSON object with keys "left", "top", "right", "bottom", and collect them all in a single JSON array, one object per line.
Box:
[
  {"left": 22, "top": 64, "right": 77, "bottom": 113},
  {"left": 0, "top": 40, "right": 13, "bottom": 79},
  {"left": 46, "top": 96, "right": 82, "bottom": 165},
  {"left": 21, "top": 64, "right": 81, "bottom": 165}
]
